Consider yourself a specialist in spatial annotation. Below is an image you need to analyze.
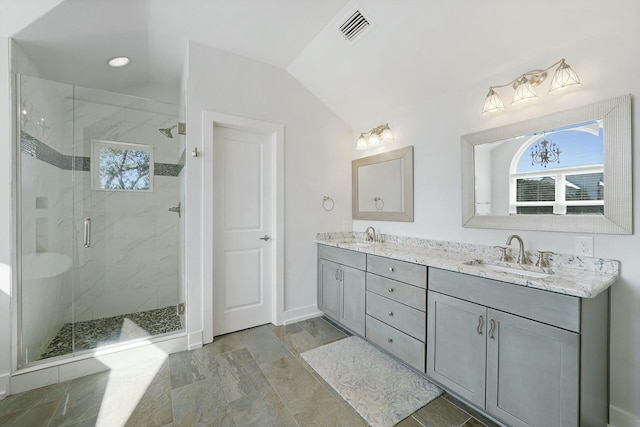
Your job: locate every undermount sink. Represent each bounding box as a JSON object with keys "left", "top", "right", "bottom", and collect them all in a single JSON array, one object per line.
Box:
[
  {"left": 463, "top": 260, "right": 553, "bottom": 279},
  {"left": 347, "top": 241, "right": 375, "bottom": 248}
]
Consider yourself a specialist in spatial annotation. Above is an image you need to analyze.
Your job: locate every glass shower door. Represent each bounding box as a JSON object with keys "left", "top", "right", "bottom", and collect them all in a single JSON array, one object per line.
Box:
[
  {"left": 70, "top": 87, "right": 186, "bottom": 353},
  {"left": 18, "top": 75, "right": 75, "bottom": 364},
  {"left": 18, "top": 75, "right": 186, "bottom": 367}
]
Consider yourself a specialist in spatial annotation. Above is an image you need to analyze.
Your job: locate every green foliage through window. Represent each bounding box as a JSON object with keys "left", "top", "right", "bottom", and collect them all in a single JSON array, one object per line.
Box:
[{"left": 93, "top": 141, "right": 153, "bottom": 191}]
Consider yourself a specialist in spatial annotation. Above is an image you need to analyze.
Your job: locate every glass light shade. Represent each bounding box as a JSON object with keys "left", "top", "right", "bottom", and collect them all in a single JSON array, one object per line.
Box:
[
  {"left": 368, "top": 131, "right": 380, "bottom": 146},
  {"left": 108, "top": 56, "right": 130, "bottom": 67},
  {"left": 512, "top": 77, "right": 538, "bottom": 105},
  {"left": 482, "top": 88, "right": 505, "bottom": 114},
  {"left": 381, "top": 124, "right": 394, "bottom": 142},
  {"left": 549, "top": 60, "right": 581, "bottom": 93},
  {"left": 356, "top": 133, "right": 368, "bottom": 150}
]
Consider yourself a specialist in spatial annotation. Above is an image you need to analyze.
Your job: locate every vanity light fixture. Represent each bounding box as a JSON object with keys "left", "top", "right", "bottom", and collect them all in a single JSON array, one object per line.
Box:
[
  {"left": 482, "top": 59, "right": 581, "bottom": 115},
  {"left": 108, "top": 56, "right": 130, "bottom": 67},
  {"left": 356, "top": 123, "right": 394, "bottom": 150},
  {"left": 20, "top": 100, "right": 49, "bottom": 137}
]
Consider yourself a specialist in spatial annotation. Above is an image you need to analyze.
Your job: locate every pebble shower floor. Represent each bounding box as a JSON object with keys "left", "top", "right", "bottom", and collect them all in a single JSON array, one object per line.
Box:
[{"left": 38, "top": 306, "right": 183, "bottom": 360}]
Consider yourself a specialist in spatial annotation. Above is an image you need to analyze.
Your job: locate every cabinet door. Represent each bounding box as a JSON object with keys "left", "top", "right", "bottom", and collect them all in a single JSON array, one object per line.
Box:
[
  {"left": 319, "top": 259, "right": 340, "bottom": 320},
  {"left": 340, "top": 265, "right": 365, "bottom": 336},
  {"left": 486, "top": 309, "right": 579, "bottom": 427},
  {"left": 427, "top": 292, "right": 487, "bottom": 406}
]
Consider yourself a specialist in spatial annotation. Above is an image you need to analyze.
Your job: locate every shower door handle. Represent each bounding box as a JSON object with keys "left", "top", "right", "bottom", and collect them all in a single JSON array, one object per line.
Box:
[{"left": 83, "top": 218, "right": 91, "bottom": 248}]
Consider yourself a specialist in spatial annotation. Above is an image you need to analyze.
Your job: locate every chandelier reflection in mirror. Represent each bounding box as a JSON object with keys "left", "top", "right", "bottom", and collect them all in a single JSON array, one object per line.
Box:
[
  {"left": 482, "top": 58, "right": 581, "bottom": 115},
  {"left": 530, "top": 135, "right": 561, "bottom": 167}
]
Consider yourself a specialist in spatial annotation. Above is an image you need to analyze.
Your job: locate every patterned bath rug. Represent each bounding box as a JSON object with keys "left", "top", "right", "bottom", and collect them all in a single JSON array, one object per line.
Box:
[{"left": 301, "top": 336, "right": 442, "bottom": 427}]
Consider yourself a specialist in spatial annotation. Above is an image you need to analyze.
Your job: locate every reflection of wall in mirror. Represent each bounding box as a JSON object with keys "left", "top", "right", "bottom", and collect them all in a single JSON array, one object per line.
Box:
[
  {"left": 474, "top": 146, "right": 491, "bottom": 215},
  {"left": 492, "top": 139, "right": 521, "bottom": 215},
  {"left": 358, "top": 159, "right": 403, "bottom": 212},
  {"left": 474, "top": 139, "right": 522, "bottom": 216}
]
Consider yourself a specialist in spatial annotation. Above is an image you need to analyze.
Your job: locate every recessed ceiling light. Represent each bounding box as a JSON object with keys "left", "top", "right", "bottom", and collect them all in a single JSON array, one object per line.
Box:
[{"left": 108, "top": 56, "right": 130, "bottom": 67}]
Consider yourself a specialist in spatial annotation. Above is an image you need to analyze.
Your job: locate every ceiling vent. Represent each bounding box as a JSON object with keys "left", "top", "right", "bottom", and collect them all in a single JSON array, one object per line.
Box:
[{"left": 338, "top": 9, "right": 373, "bottom": 44}]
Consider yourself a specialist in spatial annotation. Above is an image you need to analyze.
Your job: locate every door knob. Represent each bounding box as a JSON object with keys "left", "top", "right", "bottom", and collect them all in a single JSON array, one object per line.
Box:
[{"left": 259, "top": 235, "right": 271, "bottom": 241}]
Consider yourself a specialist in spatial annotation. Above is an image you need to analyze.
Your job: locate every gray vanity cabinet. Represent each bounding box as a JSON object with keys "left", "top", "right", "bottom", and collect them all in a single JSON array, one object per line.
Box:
[
  {"left": 485, "top": 309, "right": 579, "bottom": 427},
  {"left": 429, "top": 290, "right": 579, "bottom": 427},
  {"left": 318, "top": 258, "right": 341, "bottom": 320},
  {"left": 340, "top": 264, "right": 366, "bottom": 335},
  {"left": 317, "top": 245, "right": 366, "bottom": 335},
  {"left": 365, "top": 254, "right": 427, "bottom": 372},
  {"left": 428, "top": 267, "right": 605, "bottom": 427},
  {"left": 427, "top": 292, "right": 487, "bottom": 407}
]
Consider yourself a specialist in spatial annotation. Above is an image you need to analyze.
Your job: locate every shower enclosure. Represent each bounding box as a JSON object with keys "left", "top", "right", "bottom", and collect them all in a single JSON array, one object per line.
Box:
[{"left": 17, "top": 74, "right": 186, "bottom": 366}]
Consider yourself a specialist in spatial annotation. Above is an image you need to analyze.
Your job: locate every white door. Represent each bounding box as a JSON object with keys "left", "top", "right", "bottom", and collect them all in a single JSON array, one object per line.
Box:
[{"left": 213, "top": 126, "right": 274, "bottom": 336}]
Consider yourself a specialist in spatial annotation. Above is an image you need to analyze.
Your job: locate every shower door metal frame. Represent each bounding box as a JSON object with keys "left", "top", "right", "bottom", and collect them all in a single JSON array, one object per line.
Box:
[{"left": 11, "top": 73, "right": 23, "bottom": 373}]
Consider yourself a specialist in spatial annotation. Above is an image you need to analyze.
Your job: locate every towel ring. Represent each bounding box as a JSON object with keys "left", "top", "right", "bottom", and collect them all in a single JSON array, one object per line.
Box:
[
  {"left": 322, "top": 196, "right": 335, "bottom": 212},
  {"left": 374, "top": 196, "right": 384, "bottom": 211}
]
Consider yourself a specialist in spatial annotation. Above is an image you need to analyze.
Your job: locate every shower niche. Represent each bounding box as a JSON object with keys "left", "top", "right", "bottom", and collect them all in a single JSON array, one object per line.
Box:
[{"left": 18, "top": 75, "right": 187, "bottom": 366}]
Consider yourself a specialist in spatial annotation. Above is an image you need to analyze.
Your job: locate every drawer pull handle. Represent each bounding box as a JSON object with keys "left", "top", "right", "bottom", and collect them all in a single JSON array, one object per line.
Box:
[
  {"left": 388, "top": 288, "right": 394, "bottom": 292},
  {"left": 387, "top": 338, "right": 393, "bottom": 343},
  {"left": 389, "top": 267, "right": 395, "bottom": 272},
  {"left": 489, "top": 319, "right": 496, "bottom": 339},
  {"left": 388, "top": 311, "right": 393, "bottom": 316},
  {"left": 477, "top": 315, "right": 484, "bottom": 335}
]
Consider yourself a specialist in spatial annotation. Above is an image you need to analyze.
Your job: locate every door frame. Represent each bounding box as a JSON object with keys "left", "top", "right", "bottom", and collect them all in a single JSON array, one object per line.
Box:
[{"left": 201, "top": 111, "right": 284, "bottom": 344}]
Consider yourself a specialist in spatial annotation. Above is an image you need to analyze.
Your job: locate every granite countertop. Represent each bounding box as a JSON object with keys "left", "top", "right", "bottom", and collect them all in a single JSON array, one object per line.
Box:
[{"left": 316, "top": 232, "right": 619, "bottom": 298}]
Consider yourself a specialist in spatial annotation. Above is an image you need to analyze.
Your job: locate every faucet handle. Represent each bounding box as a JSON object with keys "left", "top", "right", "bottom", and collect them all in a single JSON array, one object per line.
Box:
[
  {"left": 494, "top": 246, "right": 509, "bottom": 262},
  {"left": 536, "top": 251, "right": 554, "bottom": 268}
]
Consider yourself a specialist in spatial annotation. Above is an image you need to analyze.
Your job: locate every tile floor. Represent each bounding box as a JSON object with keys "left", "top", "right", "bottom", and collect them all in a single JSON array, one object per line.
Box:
[{"left": 0, "top": 317, "right": 499, "bottom": 427}]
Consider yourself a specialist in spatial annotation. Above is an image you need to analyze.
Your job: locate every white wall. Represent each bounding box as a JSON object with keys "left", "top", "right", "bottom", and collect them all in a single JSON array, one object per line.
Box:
[
  {"left": 353, "top": 22, "right": 640, "bottom": 424},
  {"left": 184, "top": 41, "right": 353, "bottom": 345},
  {"left": 0, "top": 37, "right": 12, "bottom": 398}
]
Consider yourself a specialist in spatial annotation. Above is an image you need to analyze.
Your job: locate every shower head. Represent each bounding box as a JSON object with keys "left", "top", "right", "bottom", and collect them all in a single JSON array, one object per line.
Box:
[{"left": 159, "top": 125, "right": 177, "bottom": 139}]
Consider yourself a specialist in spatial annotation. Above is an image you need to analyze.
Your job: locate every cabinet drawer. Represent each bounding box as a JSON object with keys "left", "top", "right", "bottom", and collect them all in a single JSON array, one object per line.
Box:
[
  {"left": 367, "top": 273, "right": 426, "bottom": 312},
  {"left": 429, "top": 268, "right": 580, "bottom": 332},
  {"left": 366, "top": 315, "right": 425, "bottom": 372},
  {"left": 367, "top": 254, "right": 427, "bottom": 288},
  {"left": 366, "top": 291, "right": 426, "bottom": 341},
  {"left": 318, "top": 244, "right": 366, "bottom": 270}
]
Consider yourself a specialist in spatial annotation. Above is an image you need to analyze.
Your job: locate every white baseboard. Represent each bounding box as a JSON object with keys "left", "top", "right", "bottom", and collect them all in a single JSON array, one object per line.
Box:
[
  {"left": 610, "top": 405, "right": 640, "bottom": 427},
  {"left": 0, "top": 372, "right": 9, "bottom": 399},
  {"left": 282, "top": 305, "right": 322, "bottom": 325},
  {"left": 188, "top": 330, "right": 203, "bottom": 350}
]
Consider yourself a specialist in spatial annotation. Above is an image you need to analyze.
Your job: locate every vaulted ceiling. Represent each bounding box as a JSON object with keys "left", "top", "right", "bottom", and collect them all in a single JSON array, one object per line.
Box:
[{"left": 4, "top": 0, "right": 639, "bottom": 128}]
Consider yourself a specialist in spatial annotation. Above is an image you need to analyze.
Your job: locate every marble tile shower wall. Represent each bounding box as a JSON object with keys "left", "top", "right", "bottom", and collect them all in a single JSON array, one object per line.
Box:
[{"left": 71, "top": 105, "right": 183, "bottom": 322}]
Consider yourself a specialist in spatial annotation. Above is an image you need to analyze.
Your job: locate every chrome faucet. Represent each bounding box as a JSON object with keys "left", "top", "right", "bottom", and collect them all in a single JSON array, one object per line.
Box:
[
  {"left": 365, "top": 226, "right": 377, "bottom": 243},
  {"left": 506, "top": 234, "right": 526, "bottom": 264}
]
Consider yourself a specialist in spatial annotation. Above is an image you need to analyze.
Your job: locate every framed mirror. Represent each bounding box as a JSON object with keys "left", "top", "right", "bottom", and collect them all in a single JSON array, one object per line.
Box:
[
  {"left": 462, "top": 94, "right": 631, "bottom": 234},
  {"left": 352, "top": 146, "right": 414, "bottom": 221}
]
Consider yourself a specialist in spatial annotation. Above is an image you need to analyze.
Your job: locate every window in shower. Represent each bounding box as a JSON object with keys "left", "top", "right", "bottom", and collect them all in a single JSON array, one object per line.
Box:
[{"left": 92, "top": 140, "right": 154, "bottom": 191}]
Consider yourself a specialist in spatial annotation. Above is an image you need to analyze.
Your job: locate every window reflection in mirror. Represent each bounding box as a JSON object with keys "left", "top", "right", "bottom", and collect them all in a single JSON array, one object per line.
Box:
[{"left": 474, "top": 119, "right": 604, "bottom": 216}]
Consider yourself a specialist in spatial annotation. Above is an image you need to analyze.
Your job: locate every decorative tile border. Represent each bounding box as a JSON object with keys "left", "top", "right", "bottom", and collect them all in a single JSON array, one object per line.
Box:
[
  {"left": 21, "top": 131, "right": 183, "bottom": 176},
  {"left": 155, "top": 163, "right": 183, "bottom": 177}
]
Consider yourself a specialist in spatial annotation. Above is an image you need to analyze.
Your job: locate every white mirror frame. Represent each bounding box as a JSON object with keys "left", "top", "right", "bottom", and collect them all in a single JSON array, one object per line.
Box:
[
  {"left": 462, "top": 94, "right": 631, "bottom": 234},
  {"left": 353, "top": 146, "right": 414, "bottom": 222}
]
